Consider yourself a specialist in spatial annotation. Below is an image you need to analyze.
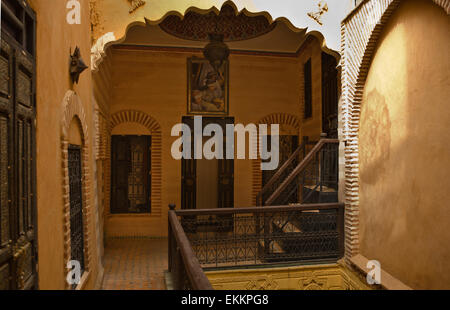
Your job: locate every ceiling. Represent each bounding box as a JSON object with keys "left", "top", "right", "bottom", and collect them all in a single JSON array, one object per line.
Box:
[{"left": 115, "top": 3, "right": 310, "bottom": 54}]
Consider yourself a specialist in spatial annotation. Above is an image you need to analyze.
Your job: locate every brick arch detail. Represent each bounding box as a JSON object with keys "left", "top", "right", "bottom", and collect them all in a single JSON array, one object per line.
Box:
[
  {"left": 340, "top": 0, "right": 449, "bottom": 261},
  {"left": 251, "top": 113, "right": 301, "bottom": 205},
  {"left": 60, "top": 90, "right": 91, "bottom": 289},
  {"left": 109, "top": 110, "right": 162, "bottom": 217}
]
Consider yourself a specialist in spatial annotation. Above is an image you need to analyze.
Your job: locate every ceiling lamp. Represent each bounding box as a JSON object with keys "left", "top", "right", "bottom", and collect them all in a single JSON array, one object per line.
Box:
[{"left": 203, "top": 33, "right": 230, "bottom": 73}]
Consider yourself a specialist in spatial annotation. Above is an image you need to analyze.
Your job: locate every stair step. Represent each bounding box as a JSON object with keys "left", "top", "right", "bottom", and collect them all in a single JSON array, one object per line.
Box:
[
  {"left": 258, "top": 240, "right": 284, "bottom": 254},
  {"left": 272, "top": 218, "right": 301, "bottom": 233}
]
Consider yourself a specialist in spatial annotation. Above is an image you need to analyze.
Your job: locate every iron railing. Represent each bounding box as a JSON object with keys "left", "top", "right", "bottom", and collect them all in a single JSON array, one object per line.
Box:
[
  {"left": 257, "top": 137, "right": 317, "bottom": 206},
  {"left": 169, "top": 203, "right": 344, "bottom": 273},
  {"left": 264, "top": 138, "right": 339, "bottom": 206},
  {"left": 168, "top": 205, "right": 213, "bottom": 290}
]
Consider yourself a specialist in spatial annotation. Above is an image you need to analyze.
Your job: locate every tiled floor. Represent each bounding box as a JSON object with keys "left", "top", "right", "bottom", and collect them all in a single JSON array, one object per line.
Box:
[{"left": 101, "top": 238, "right": 168, "bottom": 290}]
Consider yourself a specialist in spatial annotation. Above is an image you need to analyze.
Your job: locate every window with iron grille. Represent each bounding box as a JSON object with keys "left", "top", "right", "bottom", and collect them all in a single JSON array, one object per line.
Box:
[
  {"left": 68, "top": 145, "right": 85, "bottom": 287},
  {"left": 304, "top": 59, "right": 312, "bottom": 119}
]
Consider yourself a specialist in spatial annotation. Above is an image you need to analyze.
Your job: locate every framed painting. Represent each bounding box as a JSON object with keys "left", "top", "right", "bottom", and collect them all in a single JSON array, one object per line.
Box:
[{"left": 187, "top": 57, "right": 229, "bottom": 115}]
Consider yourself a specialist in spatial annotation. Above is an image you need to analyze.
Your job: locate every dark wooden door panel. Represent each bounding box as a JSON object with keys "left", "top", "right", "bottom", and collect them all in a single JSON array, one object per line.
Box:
[
  {"left": 181, "top": 117, "right": 234, "bottom": 210},
  {"left": 111, "top": 136, "right": 151, "bottom": 214},
  {"left": 322, "top": 52, "right": 338, "bottom": 139},
  {"left": 0, "top": 0, "right": 37, "bottom": 289},
  {"left": 181, "top": 117, "right": 196, "bottom": 210},
  {"left": 0, "top": 113, "right": 11, "bottom": 249},
  {"left": 218, "top": 158, "right": 233, "bottom": 208},
  {"left": 111, "top": 136, "right": 130, "bottom": 213}
]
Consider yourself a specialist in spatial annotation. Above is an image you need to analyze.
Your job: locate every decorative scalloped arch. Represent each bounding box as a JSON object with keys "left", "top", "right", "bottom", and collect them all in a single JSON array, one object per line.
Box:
[
  {"left": 340, "top": 0, "right": 450, "bottom": 262},
  {"left": 252, "top": 113, "right": 301, "bottom": 205},
  {"left": 90, "top": 1, "right": 340, "bottom": 71},
  {"left": 60, "top": 90, "right": 91, "bottom": 289},
  {"left": 109, "top": 110, "right": 162, "bottom": 217}
]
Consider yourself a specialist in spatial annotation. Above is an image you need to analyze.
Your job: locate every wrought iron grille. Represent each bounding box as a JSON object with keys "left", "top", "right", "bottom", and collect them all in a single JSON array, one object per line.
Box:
[
  {"left": 68, "top": 145, "right": 85, "bottom": 285},
  {"left": 258, "top": 138, "right": 317, "bottom": 206},
  {"left": 259, "top": 139, "right": 338, "bottom": 207},
  {"left": 173, "top": 203, "right": 344, "bottom": 269},
  {"left": 168, "top": 207, "right": 213, "bottom": 290}
]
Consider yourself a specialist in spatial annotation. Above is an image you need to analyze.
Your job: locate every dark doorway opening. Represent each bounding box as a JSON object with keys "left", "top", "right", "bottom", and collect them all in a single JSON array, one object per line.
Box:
[
  {"left": 321, "top": 52, "right": 339, "bottom": 139},
  {"left": 111, "top": 135, "right": 152, "bottom": 214},
  {"left": 181, "top": 117, "right": 234, "bottom": 210}
]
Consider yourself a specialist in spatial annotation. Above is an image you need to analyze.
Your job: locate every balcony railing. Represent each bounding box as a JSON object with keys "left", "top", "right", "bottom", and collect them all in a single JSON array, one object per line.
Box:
[
  {"left": 264, "top": 138, "right": 339, "bottom": 206},
  {"left": 168, "top": 202, "right": 344, "bottom": 289},
  {"left": 257, "top": 137, "right": 317, "bottom": 206},
  {"left": 168, "top": 206, "right": 213, "bottom": 290}
]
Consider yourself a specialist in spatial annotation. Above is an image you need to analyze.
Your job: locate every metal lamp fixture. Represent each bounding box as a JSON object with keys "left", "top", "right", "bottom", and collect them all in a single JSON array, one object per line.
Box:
[{"left": 203, "top": 33, "right": 230, "bottom": 73}]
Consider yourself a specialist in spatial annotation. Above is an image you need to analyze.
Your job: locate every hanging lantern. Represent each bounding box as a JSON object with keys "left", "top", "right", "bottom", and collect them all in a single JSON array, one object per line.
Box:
[{"left": 203, "top": 33, "right": 230, "bottom": 73}]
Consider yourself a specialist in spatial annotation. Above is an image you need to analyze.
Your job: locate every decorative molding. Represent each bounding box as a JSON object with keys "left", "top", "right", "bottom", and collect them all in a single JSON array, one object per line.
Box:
[
  {"left": 252, "top": 113, "right": 301, "bottom": 205},
  {"left": 307, "top": 1, "right": 329, "bottom": 26},
  {"left": 112, "top": 44, "right": 300, "bottom": 58},
  {"left": 158, "top": 3, "right": 276, "bottom": 42},
  {"left": 206, "top": 264, "right": 371, "bottom": 290},
  {"left": 90, "top": 1, "right": 339, "bottom": 68},
  {"left": 60, "top": 90, "right": 91, "bottom": 289},
  {"left": 340, "top": 0, "right": 450, "bottom": 263},
  {"left": 91, "top": 32, "right": 116, "bottom": 72},
  {"left": 109, "top": 110, "right": 162, "bottom": 217},
  {"left": 127, "top": 0, "right": 146, "bottom": 14}
]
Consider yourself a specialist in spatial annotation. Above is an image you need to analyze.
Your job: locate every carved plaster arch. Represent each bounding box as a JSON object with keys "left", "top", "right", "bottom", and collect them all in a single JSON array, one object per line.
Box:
[
  {"left": 60, "top": 90, "right": 91, "bottom": 289},
  {"left": 340, "top": 0, "right": 450, "bottom": 261},
  {"left": 91, "top": 1, "right": 340, "bottom": 72},
  {"left": 252, "top": 113, "right": 301, "bottom": 205}
]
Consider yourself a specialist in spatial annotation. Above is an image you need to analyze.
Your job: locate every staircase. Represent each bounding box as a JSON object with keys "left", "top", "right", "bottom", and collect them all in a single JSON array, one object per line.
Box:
[{"left": 256, "top": 135, "right": 340, "bottom": 261}]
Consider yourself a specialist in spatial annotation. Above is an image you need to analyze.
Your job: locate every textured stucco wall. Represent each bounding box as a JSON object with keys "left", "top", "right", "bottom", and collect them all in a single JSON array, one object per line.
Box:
[
  {"left": 28, "top": 0, "right": 102, "bottom": 290},
  {"left": 359, "top": 0, "right": 450, "bottom": 289}
]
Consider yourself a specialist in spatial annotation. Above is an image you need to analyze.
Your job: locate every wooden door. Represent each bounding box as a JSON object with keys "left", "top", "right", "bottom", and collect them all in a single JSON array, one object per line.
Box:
[
  {"left": 217, "top": 118, "right": 234, "bottom": 209},
  {"left": 181, "top": 117, "right": 234, "bottom": 209},
  {"left": 181, "top": 117, "right": 196, "bottom": 210},
  {"left": 111, "top": 136, "right": 152, "bottom": 214},
  {"left": 0, "top": 0, "right": 37, "bottom": 290}
]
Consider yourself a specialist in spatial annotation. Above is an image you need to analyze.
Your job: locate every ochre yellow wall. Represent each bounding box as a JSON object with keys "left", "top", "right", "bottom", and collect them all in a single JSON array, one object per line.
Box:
[
  {"left": 28, "top": 0, "right": 102, "bottom": 289},
  {"left": 69, "top": 119, "right": 83, "bottom": 146},
  {"left": 358, "top": 0, "right": 450, "bottom": 290},
  {"left": 105, "top": 49, "right": 303, "bottom": 237}
]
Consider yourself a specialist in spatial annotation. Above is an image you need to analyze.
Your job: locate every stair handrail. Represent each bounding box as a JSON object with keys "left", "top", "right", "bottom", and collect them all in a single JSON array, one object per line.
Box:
[
  {"left": 257, "top": 137, "right": 316, "bottom": 206},
  {"left": 265, "top": 138, "right": 339, "bottom": 206}
]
